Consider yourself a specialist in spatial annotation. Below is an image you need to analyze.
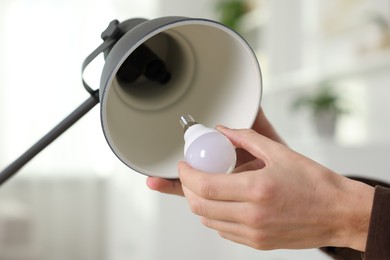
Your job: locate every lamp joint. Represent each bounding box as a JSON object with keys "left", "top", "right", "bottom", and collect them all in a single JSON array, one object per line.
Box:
[{"left": 101, "top": 20, "right": 121, "bottom": 41}]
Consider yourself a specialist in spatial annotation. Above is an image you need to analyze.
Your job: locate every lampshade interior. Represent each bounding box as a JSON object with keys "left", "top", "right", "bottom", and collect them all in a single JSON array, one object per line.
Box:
[{"left": 102, "top": 21, "right": 261, "bottom": 178}]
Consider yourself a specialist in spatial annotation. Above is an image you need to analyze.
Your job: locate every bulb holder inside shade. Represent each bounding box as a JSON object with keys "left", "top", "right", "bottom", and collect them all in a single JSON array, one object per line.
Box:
[{"left": 99, "top": 17, "right": 262, "bottom": 179}]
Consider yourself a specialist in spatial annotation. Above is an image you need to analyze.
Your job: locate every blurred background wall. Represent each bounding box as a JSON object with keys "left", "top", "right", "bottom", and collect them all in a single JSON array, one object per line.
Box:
[{"left": 0, "top": 0, "right": 389, "bottom": 259}]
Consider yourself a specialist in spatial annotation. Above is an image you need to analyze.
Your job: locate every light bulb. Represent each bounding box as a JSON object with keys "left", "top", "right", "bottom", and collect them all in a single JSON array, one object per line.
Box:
[{"left": 180, "top": 114, "right": 236, "bottom": 174}]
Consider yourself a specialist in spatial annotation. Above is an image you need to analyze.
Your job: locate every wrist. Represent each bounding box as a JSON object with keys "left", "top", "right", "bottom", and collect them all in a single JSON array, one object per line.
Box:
[{"left": 334, "top": 178, "right": 375, "bottom": 251}]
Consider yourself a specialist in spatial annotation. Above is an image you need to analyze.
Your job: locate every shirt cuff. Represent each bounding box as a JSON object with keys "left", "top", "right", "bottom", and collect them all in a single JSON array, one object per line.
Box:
[{"left": 364, "top": 186, "right": 390, "bottom": 260}]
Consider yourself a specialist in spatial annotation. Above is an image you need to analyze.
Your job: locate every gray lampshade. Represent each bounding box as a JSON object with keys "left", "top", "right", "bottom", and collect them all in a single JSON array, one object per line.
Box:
[{"left": 99, "top": 17, "right": 262, "bottom": 179}]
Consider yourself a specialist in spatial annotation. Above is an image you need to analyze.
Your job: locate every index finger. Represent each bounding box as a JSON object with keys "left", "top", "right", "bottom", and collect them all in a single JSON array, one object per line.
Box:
[
  {"left": 178, "top": 161, "right": 256, "bottom": 202},
  {"left": 217, "top": 126, "right": 285, "bottom": 164}
]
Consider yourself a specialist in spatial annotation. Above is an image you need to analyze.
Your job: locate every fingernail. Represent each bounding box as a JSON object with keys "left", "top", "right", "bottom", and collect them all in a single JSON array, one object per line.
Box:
[{"left": 216, "top": 125, "right": 229, "bottom": 130}]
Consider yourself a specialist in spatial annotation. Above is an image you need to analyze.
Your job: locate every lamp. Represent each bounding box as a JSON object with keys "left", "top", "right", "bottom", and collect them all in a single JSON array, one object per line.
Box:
[{"left": 0, "top": 16, "right": 262, "bottom": 184}]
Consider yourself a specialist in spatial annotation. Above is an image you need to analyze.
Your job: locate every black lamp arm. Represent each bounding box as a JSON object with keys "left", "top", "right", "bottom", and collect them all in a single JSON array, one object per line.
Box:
[
  {"left": 0, "top": 20, "right": 122, "bottom": 186},
  {"left": 0, "top": 91, "right": 99, "bottom": 186}
]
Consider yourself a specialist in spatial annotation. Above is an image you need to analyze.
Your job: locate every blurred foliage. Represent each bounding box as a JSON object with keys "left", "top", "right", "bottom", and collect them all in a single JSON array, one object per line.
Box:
[
  {"left": 216, "top": 0, "right": 251, "bottom": 32},
  {"left": 291, "top": 84, "right": 349, "bottom": 117}
]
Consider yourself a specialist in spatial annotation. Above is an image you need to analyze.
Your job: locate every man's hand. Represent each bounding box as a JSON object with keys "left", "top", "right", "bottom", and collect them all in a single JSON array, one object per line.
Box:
[
  {"left": 146, "top": 108, "right": 285, "bottom": 196},
  {"left": 179, "top": 126, "right": 374, "bottom": 251}
]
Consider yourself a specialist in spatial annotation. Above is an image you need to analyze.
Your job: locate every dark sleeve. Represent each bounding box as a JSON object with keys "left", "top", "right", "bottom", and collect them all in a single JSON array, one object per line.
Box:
[
  {"left": 363, "top": 185, "right": 390, "bottom": 260},
  {"left": 320, "top": 176, "right": 390, "bottom": 260}
]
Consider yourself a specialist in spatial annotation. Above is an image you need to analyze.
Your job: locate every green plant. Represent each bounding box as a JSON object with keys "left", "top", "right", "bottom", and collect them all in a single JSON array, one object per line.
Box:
[
  {"left": 216, "top": 0, "right": 250, "bottom": 32},
  {"left": 291, "top": 85, "right": 347, "bottom": 117}
]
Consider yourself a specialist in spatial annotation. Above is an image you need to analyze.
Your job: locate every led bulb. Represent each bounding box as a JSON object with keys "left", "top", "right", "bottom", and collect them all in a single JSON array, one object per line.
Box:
[{"left": 180, "top": 115, "right": 236, "bottom": 174}]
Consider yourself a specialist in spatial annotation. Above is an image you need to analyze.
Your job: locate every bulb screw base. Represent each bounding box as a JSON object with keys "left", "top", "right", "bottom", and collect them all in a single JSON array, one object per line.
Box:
[{"left": 180, "top": 114, "right": 198, "bottom": 132}]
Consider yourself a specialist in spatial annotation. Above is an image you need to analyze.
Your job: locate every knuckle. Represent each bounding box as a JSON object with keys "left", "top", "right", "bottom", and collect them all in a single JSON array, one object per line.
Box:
[
  {"left": 250, "top": 232, "right": 274, "bottom": 250},
  {"left": 252, "top": 232, "right": 267, "bottom": 245},
  {"left": 218, "top": 231, "right": 228, "bottom": 240},
  {"left": 242, "top": 128, "right": 258, "bottom": 137},
  {"left": 189, "top": 199, "right": 206, "bottom": 216},
  {"left": 200, "top": 217, "right": 212, "bottom": 228},
  {"left": 198, "top": 178, "right": 215, "bottom": 198},
  {"left": 228, "top": 128, "right": 257, "bottom": 149},
  {"left": 248, "top": 177, "right": 276, "bottom": 203},
  {"left": 239, "top": 129, "right": 258, "bottom": 145},
  {"left": 245, "top": 208, "right": 266, "bottom": 228}
]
